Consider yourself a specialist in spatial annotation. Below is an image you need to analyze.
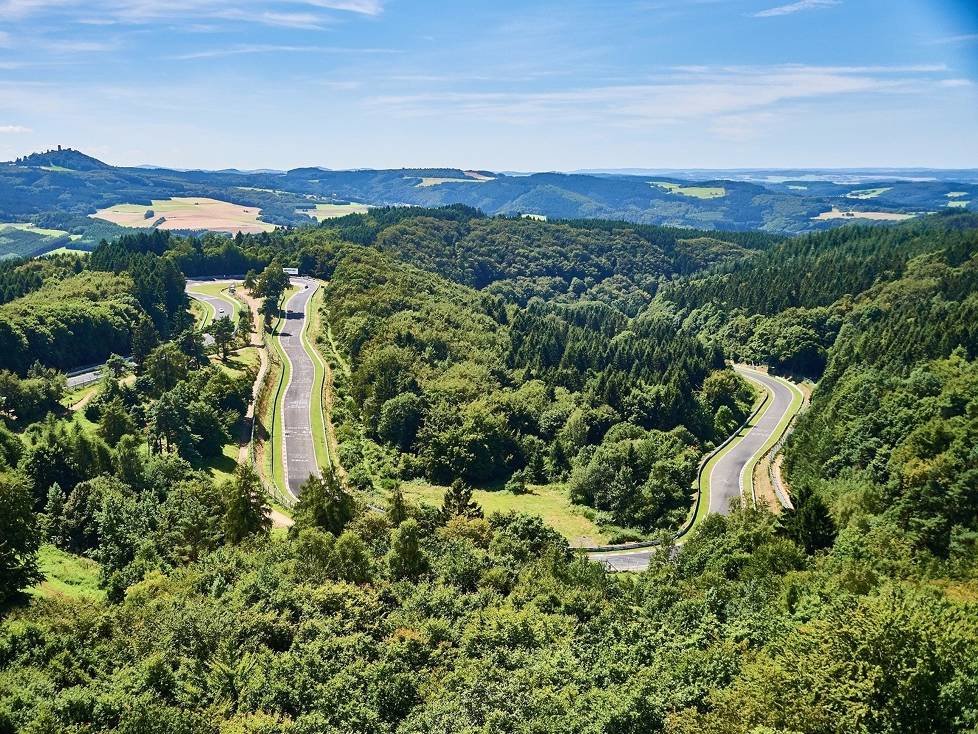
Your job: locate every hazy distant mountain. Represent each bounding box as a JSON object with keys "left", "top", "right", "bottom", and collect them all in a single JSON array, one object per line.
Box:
[{"left": 2, "top": 149, "right": 975, "bottom": 236}]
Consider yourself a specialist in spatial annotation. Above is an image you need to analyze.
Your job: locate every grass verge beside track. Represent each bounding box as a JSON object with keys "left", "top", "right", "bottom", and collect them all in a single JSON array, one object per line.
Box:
[
  {"left": 264, "top": 286, "right": 298, "bottom": 497},
  {"left": 301, "top": 284, "right": 331, "bottom": 472}
]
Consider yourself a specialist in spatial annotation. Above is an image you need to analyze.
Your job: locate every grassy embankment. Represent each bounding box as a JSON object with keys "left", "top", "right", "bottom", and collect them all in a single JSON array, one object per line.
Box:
[
  {"left": 402, "top": 481, "right": 610, "bottom": 547},
  {"left": 301, "top": 284, "right": 332, "bottom": 472},
  {"left": 261, "top": 285, "right": 299, "bottom": 498},
  {"left": 29, "top": 545, "right": 104, "bottom": 602}
]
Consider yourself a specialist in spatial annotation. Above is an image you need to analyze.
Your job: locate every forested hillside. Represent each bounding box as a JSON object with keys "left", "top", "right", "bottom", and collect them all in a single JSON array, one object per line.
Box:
[
  {"left": 4, "top": 148, "right": 974, "bottom": 236},
  {"left": 319, "top": 242, "right": 748, "bottom": 533},
  {"left": 1, "top": 209, "right": 977, "bottom": 733}
]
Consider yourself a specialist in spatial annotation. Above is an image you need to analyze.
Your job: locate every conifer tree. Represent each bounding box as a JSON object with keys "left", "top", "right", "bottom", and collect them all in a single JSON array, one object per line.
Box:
[
  {"left": 223, "top": 463, "right": 271, "bottom": 544},
  {"left": 386, "top": 518, "right": 427, "bottom": 580},
  {"left": 440, "top": 479, "right": 483, "bottom": 522},
  {"left": 292, "top": 467, "right": 355, "bottom": 535},
  {"left": 388, "top": 482, "right": 408, "bottom": 526}
]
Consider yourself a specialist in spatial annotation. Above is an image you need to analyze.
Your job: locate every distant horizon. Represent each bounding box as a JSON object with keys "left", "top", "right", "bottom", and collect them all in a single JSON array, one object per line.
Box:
[{"left": 10, "top": 146, "right": 978, "bottom": 177}]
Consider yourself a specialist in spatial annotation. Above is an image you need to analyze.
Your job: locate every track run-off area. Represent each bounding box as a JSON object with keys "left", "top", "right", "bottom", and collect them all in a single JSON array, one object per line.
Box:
[{"left": 589, "top": 365, "right": 805, "bottom": 572}]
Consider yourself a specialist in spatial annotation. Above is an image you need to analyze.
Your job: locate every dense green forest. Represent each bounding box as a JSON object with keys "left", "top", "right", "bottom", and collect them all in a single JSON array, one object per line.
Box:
[
  {"left": 1, "top": 209, "right": 977, "bottom": 733},
  {"left": 317, "top": 242, "right": 747, "bottom": 534}
]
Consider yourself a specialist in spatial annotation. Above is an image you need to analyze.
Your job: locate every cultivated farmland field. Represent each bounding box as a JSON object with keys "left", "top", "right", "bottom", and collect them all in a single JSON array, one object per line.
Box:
[
  {"left": 298, "top": 202, "right": 371, "bottom": 221},
  {"left": 845, "top": 187, "right": 892, "bottom": 199},
  {"left": 812, "top": 206, "right": 916, "bottom": 222},
  {"left": 414, "top": 175, "right": 494, "bottom": 187},
  {"left": 651, "top": 181, "right": 727, "bottom": 199},
  {"left": 91, "top": 196, "right": 276, "bottom": 234}
]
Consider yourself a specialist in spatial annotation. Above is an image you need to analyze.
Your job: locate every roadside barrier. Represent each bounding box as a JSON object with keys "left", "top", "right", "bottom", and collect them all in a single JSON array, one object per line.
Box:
[{"left": 759, "top": 411, "right": 801, "bottom": 510}]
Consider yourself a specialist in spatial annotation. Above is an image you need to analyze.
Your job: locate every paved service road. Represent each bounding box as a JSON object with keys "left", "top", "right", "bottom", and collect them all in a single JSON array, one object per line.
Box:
[
  {"left": 67, "top": 364, "right": 107, "bottom": 388},
  {"left": 278, "top": 278, "right": 321, "bottom": 497},
  {"left": 590, "top": 365, "right": 798, "bottom": 572},
  {"left": 186, "top": 279, "right": 239, "bottom": 345},
  {"left": 588, "top": 548, "right": 659, "bottom": 572},
  {"left": 709, "top": 366, "right": 795, "bottom": 516}
]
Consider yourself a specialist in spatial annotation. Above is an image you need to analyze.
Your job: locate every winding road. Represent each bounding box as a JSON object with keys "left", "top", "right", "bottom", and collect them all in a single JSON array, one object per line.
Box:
[
  {"left": 589, "top": 365, "right": 800, "bottom": 572},
  {"left": 186, "top": 279, "right": 239, "bottom": 345},
  {"left": 710, "top": 367, "right": 796, "bottom": 515},
  {"left": 277, "top": 277, "right": 321, "bottom": 497}
]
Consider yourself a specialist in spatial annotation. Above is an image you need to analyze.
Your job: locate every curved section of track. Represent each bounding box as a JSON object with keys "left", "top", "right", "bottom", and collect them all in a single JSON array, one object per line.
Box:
[
  {"left": 277, "top": 278, "right": 321, "bottom": 497},
  {"left": 709, "top": 366, "right": 797, "bottom": 516},
  {"left": 589, "top": 366, "right": 800, "bottom": 572},
  {"left": 186, "top": 279, "right": 239, "bottom": 344}
]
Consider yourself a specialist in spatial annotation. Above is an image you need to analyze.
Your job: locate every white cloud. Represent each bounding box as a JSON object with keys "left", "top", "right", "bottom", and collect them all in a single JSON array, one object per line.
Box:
[
  {"left": 302, "top": 0, "right": 382, "bottom": 15},
  {"left": 939, "top": 78, "right": 974, "bottom": 88},
  {"left": 365, "top": 64, "right": 946, "bottom": 129},
  {"left": 168, "top": 44, "right": 396, "bottom": 60},
  {"left": 0, "top": 125, "right": 31, "bottom": 133},
  {"left": 0, "top": 0, "right": 384, "bottom": 24},
  {"left": 753, "top": 0, "right": 839, "bottom": 18},
  {"left": 931, "top": 33, "right": 978, "bottom": 45}
]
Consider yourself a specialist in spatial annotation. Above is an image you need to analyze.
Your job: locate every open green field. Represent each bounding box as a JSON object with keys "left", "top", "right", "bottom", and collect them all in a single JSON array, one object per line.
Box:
[
  {"left": 298, "top": 203, "right": 370, "bottom": 221},
  {"left": 846, "top": 187, "right": 892, "bottom": 199},
  {"left": 947, "top": 191, "right": 968, "bottom": 198},
  {"left": 29, "top": 545, "right": 104, "bottom": 601},
  {"left": 402, "top": 481, "right": 609, "bottom": 547},
  {"left": 948, "top": 200, "right": 970, "bottom": 208},
  {"left": 40, "top": 246, "right": 90, "bottom": 257},
  {"left": 651, "top": 181, "right": 726, "bottom": 199},
  {"left": 92, "top": 197, "right": 276, "bottom": 235},
  {"left": 0, "top": 222, "right": 70, "bottom": 238},
  {"left": 0, "top": 222, "right": 73, "bottom": 259}
]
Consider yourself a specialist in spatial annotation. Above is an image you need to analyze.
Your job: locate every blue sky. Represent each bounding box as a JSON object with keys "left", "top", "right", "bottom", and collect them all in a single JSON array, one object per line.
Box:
[{"left": 0, "top": 0, "right": 976, "bottom": 170}]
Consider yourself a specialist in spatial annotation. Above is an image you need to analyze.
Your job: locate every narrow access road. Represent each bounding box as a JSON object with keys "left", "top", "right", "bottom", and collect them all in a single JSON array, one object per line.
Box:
[
  {"left": 590, "top": 365, "right": 799, "bottom": 572},
  {"left": 64, "top": 280, "right": 237, "bottom": 385},
  {"left": 186, "top": 279, "right": 239, "bottom": 344},
  {"left": 278, "top": 277, "right": 321, "bottom": 497}
]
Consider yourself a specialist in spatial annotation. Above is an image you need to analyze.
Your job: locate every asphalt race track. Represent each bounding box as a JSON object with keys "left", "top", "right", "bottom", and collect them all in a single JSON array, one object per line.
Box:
[
  {"left": 590, "top": 366, "right": 797, "bottom": 572},
  {"left": 709, "top": 366, "right": 795, "bottom": 516},
  {"left": 186, "top": 279, "right": 239, "bottom": 345},
  {"left": 278, "top": 278, "right": 320, "bottom": 497}
]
